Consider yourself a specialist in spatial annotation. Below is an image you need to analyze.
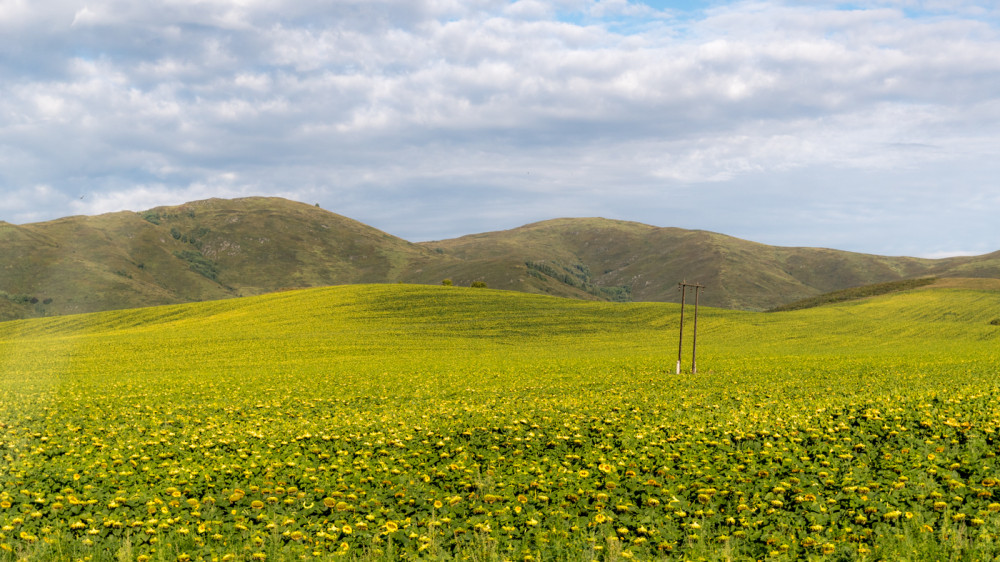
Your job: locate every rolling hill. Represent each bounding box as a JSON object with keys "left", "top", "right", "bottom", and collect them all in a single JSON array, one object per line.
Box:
[
  {"left": 0, "top": 198, "right": 449, "bottom": 320},
  {"left": 1, "top": 196, "right": 998, "bottom": 320}
]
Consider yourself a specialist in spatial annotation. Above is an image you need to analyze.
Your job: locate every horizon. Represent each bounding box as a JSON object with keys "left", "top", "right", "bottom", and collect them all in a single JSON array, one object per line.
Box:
[{"left": 2, "top": 194, "right": 990, "bottom": 260}]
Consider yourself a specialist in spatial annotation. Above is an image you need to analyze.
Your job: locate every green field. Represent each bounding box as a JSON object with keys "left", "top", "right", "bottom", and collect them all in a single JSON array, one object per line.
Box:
[{"left": 1, "top": 281, "right": 999, "bottom": 561}]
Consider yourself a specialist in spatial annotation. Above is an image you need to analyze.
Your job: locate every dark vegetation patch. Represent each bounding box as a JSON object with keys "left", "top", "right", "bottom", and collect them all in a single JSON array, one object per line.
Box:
[
  {"left": 170, "top": 226, "right": 210, "bottom": 249},
  {"left": 141, "top": 208, "right": 197, "bottom": 225},
  {"left": 173, "top": 250, "right": 220, "bottom": 281},
  {"left": 767, "top": 277, "right": 938, "bottom": 312},
  {"left": 0, "top": 290, "right": 45, "bottom": 305},
  {"left": 526, "top": 260, "right": 632, "bottom": 302}
]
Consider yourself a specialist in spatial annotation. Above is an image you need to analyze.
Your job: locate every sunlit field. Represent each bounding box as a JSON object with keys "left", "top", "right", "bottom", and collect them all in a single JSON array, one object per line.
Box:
[{"left": 1, "top": 283, "right": 999, "bottom": 561}]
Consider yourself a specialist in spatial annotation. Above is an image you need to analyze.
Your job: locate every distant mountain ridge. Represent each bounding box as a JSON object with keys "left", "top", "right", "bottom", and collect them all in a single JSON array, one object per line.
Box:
[{"left": 1, "top": 196, "right": 998, "bottom": 320}]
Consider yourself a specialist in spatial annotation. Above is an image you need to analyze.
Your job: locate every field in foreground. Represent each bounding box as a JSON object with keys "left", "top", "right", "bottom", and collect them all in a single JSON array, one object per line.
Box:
[{"left": 1, "top": 282, "right": 1000, "bottom": 561}]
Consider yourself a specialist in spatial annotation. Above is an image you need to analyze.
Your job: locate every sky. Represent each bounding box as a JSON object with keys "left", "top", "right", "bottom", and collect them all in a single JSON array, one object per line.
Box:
[{"left": 1, "top": 0, "right": 998, "bottom": 258}]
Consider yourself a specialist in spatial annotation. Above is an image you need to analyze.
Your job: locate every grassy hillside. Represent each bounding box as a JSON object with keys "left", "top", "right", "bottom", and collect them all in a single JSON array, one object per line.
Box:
[
  {"left": 419, "top": 218, "right": 962, "bottom": 310},
  {"left": 3, "top": 197, "right": 999, "bottom": 320},
  {"left": 2, "top": 283, "right": 1000, "bottom": 559},
  {"left": 766, "top": 278, "right": 939, "bottom": 312},
  {"left": 0, "top": 212, "right": 229, "bottom": 319},
  {"left": 141, "top": 198, "right": 439, "bottom": 295},
  {"left": 0, "top": 198, "right": 446, "bottom": 320}
]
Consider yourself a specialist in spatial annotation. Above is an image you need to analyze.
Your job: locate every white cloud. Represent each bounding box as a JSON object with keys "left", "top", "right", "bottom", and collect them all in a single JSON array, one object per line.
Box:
[
  {"left": 0, "top": 0, "right": 998, "bottom": 256},
  {"left": 0, "top": 185, "right": 63, "bottom": 223}
]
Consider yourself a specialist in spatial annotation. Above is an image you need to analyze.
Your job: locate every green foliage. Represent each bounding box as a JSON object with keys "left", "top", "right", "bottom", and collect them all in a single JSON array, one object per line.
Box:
[
  {"left": 140, "top": 211, "right": 161, "bottom": 225},
  {"left": 768, "top": 277, "right": 938, "bottom": 312},
  {"left": 525, "top": 260, "right": 632, "bottom": 302},
  {"left": 470, "top": 281, "right": 488, "bottom": 288},
  {"left": 2, "top": 284, "right": 1000, "bottom": 559},
  {"left": 442, "top": 278, "right": 453, "bottom": 286},
  {"left": 0, "top": 290, "right": 37, "bottom": 305},
  {"left": 173, "top": 250, "right": 220, "bottom": 281},
  {"left": 597, "top": 284, "right": 632, "bottom": 302},
  {"left": 170, "top": 226, "right": 208, "bottom": 249}
]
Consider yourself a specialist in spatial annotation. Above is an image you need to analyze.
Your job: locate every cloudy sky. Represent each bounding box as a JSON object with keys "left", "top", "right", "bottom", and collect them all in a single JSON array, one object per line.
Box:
[{"left": 1, "top": 0, "right": 998, "bottom": 257}]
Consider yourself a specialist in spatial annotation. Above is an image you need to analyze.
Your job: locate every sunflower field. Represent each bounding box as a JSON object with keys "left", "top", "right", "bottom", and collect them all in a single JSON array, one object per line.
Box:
[{"left": 1, "top": 283, "right": 999, "bottom": 561}]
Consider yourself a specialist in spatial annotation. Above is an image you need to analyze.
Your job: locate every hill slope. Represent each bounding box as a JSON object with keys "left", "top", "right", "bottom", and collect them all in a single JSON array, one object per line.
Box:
[
  {"left": 417, "top": 218, "right": 998, "bottom": 310},
  {"left": 3, "top": 281, "right": 997, "bottom": 375},
  {"left": 2, "top": 197, "right": 999, "bottom": 319},
  {"left": 0, "top": 198, "right": 447, "bottom": 320}
]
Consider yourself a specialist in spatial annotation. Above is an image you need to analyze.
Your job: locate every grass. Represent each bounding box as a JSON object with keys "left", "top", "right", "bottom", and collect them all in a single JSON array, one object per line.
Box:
[
  {"left": 1, "top": 282, "right": 999, "bottom": 560},
  {"left": 766, "top": 278, "right": 938, "bottom": 312}
]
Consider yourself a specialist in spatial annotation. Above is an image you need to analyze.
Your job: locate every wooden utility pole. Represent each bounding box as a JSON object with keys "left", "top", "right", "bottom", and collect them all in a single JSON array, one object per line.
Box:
[
  {"left": 677, "top": 281, "right": 704, "bottom": 374},
  {"left": 676, "top": 282, "right": 687, "bottom": 374}
]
